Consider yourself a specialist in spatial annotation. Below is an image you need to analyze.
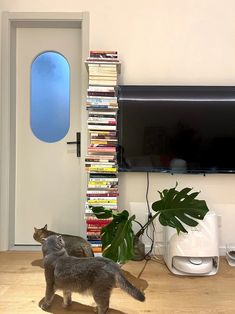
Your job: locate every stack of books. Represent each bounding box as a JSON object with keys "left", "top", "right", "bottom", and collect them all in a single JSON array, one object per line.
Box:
[
  {"left": 85, "top": 216, "right": 112, "bottom": 254},
  {"left": 85, "top": 50, "right": 120, "bottom": 255},
  {"left": 87, "top": 98, "right": 117, "bottom": 131},
  {"left": 86, "top": 51, "right": 119, "bottom": 86}
]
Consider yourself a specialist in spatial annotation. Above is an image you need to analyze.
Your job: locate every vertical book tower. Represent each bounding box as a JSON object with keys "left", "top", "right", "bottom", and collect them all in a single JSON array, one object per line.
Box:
[{"left": 85, "top": 51, "right": 121, "bottom": 255}]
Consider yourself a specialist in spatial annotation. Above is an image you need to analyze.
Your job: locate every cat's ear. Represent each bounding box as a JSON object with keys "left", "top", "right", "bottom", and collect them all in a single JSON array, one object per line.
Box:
[
  {"left": 43, "top": 224, "right": 48, "bottom": 230},
  {"left": 34, "top": 227, "right": 37, "bottom": 232},
  {"left": 57, "top": 235, "right": 62, "bottom": 240}
]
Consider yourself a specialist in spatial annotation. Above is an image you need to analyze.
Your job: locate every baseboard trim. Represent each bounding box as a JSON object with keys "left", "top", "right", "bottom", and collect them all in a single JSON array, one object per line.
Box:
[{"left": 9, "top": 245, "right": 41, "bottom": 251}]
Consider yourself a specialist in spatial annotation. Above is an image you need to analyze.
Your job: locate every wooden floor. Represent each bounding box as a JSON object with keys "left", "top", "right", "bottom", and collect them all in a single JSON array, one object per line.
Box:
[{"left": 0, "top": 252, "right": 235, "bottom": 314}]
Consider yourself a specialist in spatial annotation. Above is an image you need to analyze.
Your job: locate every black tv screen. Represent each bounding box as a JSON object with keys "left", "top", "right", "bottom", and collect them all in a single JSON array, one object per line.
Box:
[{"left": 117, "top": 85, "right": 235, "bottom": 173}]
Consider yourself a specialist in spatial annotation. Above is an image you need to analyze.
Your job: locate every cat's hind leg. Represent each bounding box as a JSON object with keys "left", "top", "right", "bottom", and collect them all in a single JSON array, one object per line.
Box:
[
  {"left": 92, "top": 289, "right": 110, "bottom": 314},
  {"left": 62, "top": 290, "right": 72, "bottom": 308}
]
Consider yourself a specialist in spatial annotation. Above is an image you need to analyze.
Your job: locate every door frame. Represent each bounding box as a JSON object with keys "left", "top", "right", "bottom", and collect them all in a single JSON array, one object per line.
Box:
[{"left": 0, "top": 12, "right": 89, "bottom": 250}]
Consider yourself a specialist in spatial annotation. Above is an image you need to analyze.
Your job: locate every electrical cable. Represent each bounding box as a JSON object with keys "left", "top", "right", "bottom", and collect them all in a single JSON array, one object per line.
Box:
[
  {"left": 137, "top": 258, "right": 149, "bottom": 278},
  {"left": 144, "top": 172, "right": 155, "bottom": 258},
  {"left": 144, "top": 174, "right": 168, "bottom": 263},
  {"left": 145, "top": 172, "right": 151, "bottom": 217}
]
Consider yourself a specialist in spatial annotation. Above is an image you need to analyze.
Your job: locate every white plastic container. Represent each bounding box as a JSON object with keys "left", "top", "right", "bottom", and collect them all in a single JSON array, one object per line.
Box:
[{"left": 163, "top": 211, "right": 219, "bottom": 276}]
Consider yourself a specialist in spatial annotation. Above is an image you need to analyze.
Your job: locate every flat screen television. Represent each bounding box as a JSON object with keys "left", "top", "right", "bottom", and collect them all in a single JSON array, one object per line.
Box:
[{"left": 117, "top": 85, "right": 235, "bottom": 173}]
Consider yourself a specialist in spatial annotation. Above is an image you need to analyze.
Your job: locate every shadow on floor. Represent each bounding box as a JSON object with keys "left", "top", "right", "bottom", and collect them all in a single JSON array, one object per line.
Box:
[
  {"left": 39, "top": 294, "right": 126, "bottom": 314},
  {"left": 31, "top": 258, "right": 43, "bottom": 268}
]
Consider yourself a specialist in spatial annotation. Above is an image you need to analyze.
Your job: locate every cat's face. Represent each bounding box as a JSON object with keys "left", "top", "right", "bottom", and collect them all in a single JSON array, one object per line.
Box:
[
  {"left": 33, "top": 224, "right": 48, "bottom": 243},
  {"left": 42, "top": 235, "right": 65, "bottom": 256}
]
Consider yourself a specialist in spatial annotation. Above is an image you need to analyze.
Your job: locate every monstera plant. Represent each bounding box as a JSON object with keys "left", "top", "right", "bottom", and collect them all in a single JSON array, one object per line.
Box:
[{"left": 91, "top": 183, "right": 209, "bottom": 264}]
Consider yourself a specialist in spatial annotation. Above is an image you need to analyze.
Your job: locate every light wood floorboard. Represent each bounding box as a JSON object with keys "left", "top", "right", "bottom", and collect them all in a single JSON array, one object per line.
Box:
[{"left": 0, "top": 252, "right": 235, "bottom": 313}]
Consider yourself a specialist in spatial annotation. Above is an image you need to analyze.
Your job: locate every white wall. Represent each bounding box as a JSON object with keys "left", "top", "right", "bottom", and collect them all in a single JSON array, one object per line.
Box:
[{"left": 1, "top": 0, "right": 235, "bottom": 252}]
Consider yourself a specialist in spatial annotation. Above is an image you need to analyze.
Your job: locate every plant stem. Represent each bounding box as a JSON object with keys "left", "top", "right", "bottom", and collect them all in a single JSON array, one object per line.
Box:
[
  {"left": 135, "top": 212, "right": 160, "bottom": 238},
  {"left": 134, "top": 220, "right": 144, "bottom": 229}
]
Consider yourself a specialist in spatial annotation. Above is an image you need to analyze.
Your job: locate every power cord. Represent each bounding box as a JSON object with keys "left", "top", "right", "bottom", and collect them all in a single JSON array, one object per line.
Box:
[{"left": 144, "top": 172, "right": 155, "bottom": 258}]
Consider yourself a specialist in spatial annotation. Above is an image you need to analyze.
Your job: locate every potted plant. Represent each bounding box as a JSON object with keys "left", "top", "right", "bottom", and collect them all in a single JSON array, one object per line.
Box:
[{"left": 91, "top": 183, "right": 209, "bottom": 264}]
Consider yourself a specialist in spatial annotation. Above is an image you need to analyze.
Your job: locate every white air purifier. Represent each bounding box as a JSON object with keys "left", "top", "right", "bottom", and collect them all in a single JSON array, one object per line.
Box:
[{"left": 163, "top": 211, "right": 219, "bottom": 276}]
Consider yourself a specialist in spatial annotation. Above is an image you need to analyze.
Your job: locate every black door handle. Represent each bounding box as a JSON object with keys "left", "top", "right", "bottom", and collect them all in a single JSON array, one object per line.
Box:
[{"left": 67, "top": 132, "right": 81, "bottom": 157}]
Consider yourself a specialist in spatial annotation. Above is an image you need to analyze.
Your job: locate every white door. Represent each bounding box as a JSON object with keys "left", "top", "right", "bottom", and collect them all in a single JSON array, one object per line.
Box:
[{"left": 15, "top": 27, "right": 82, "bottom": 245}]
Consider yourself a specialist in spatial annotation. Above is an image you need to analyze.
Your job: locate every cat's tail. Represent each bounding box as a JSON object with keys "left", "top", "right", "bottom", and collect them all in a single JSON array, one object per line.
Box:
[{"left": 116, "top": 272, "right": 145, "bottom": 302}]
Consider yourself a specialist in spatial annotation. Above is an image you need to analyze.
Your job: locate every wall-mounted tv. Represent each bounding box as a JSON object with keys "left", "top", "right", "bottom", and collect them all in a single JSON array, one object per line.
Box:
[{"left": 117, "top": 85, "right": 235, "bottom": 174}]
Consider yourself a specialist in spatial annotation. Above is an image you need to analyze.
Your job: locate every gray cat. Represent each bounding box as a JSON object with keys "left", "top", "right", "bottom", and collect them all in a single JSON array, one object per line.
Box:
[
  {"left": 34, "top": 224, "right": 94, "bottom": 258},
  {"left": 41, "top": 234, "right": 145, "bottom": 314}
]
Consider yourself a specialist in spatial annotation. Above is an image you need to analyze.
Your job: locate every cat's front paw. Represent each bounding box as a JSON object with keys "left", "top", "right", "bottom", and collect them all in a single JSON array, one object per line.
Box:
[{"left": 40, "top": 301, "right": 51, "bottom": 311}]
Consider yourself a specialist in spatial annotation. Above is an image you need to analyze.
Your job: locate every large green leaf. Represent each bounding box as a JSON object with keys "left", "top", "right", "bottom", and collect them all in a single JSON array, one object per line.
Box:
[
  {"left": 91, "top": 207, "right": 135, "bottom": 263},
  {"left": 91, "top": 206, "right": 113, "bottom": 219},
  {"left": 101, "top": 211, "right": 135, "bottom": 263},
  {"left": 152, "top": 184, "right": 209, "bottom": 234}
]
